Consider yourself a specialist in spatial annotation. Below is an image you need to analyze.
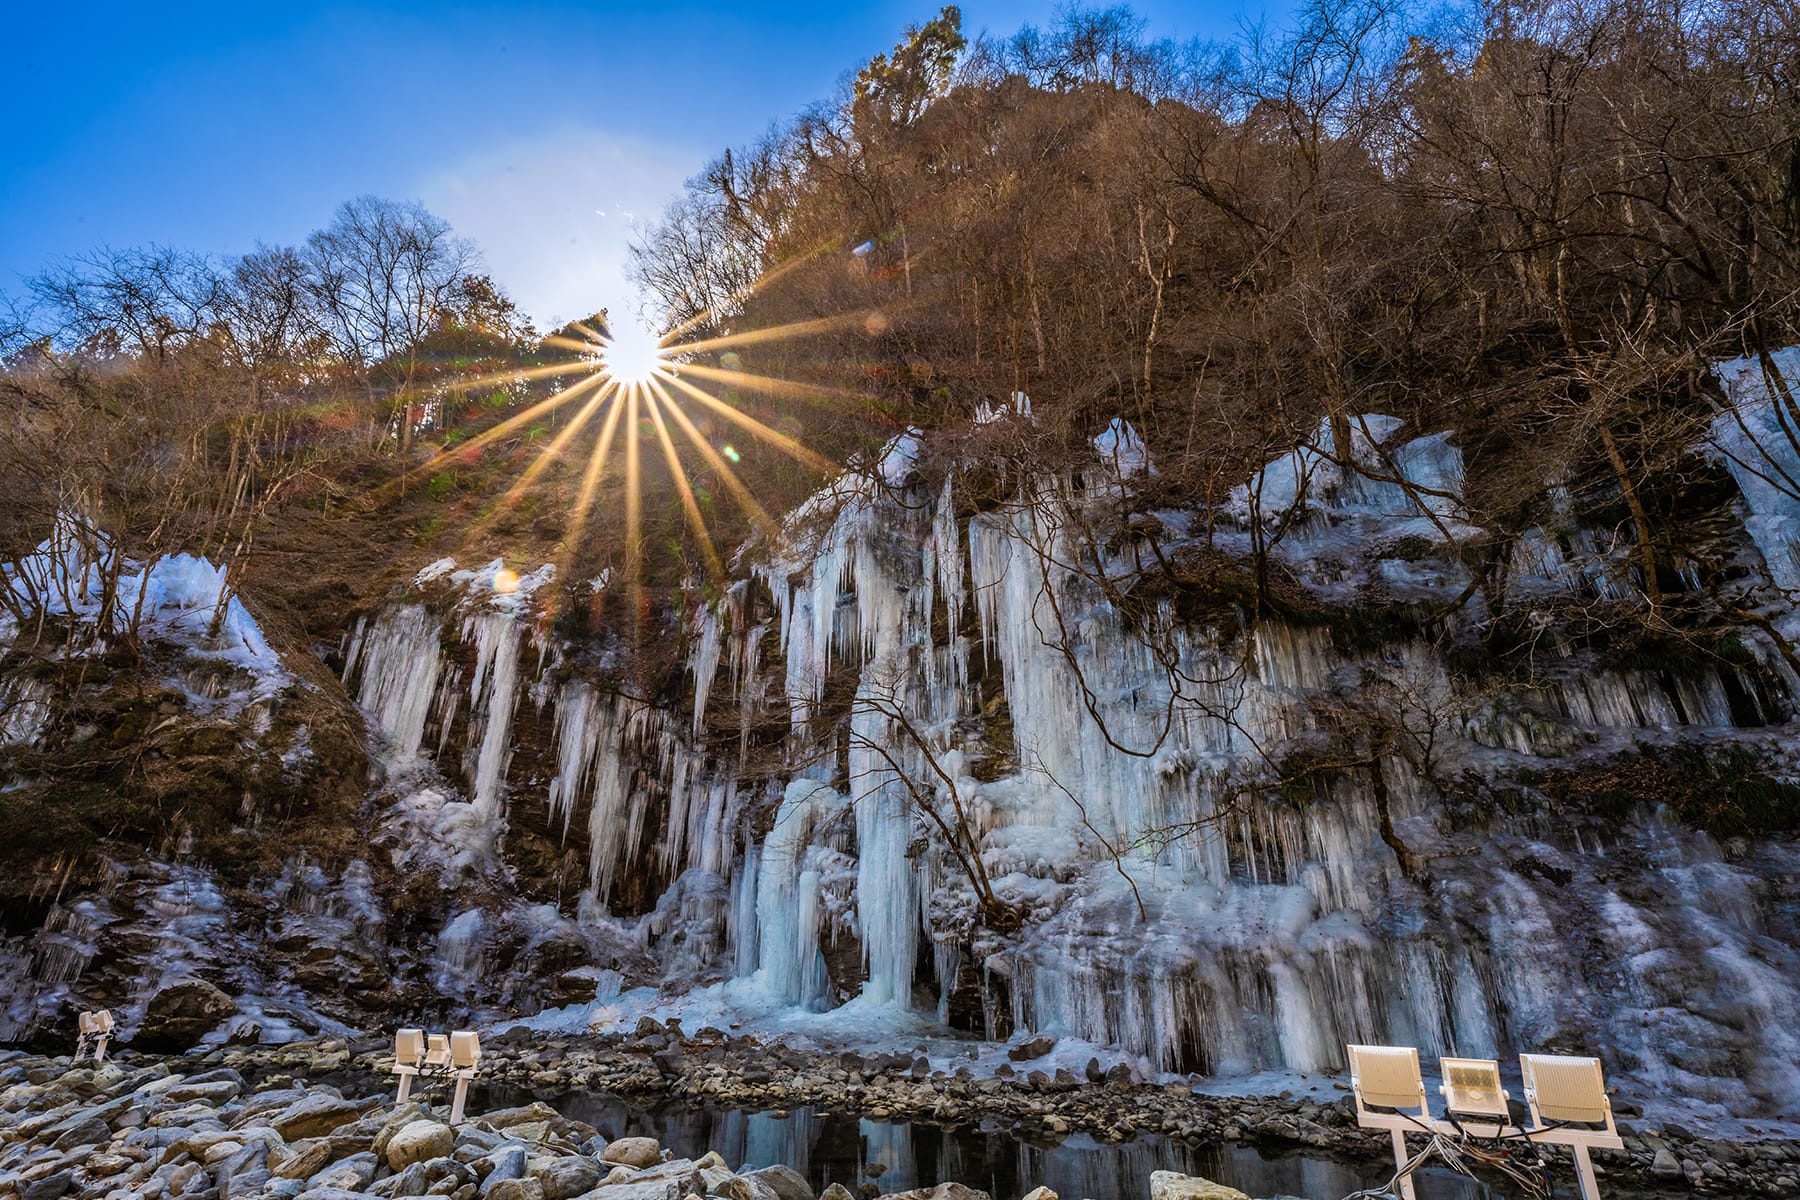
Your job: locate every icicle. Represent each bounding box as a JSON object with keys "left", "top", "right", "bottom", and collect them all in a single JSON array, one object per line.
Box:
[{"left": 345, "top": 605, "right": 443, "bottom": 759}]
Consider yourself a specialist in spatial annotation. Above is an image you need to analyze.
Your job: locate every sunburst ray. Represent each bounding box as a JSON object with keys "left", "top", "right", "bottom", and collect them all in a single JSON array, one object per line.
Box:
[
  {"left": 624, "top": 384, "right": 644, "bottom": 645},
  {"left": 656, "top": 370, "right": 839, "bottom": 474},
  {"left": 646, "top": 375, "right": 779, "bottom": 537},
  {"left": 674, "top": 359, "right": 868, "bottom": 405},
  {"left": 547, "top": 384, "right": 630, "bottom": 620},
  {"left": 448, "top": 383, "right": 616, "bottom": 553},
  {"left": 409, "top": 373, "right": 607, "bottom": 480},
  {"left": 671, "top": 311, "right": 871, "bottom": 358},
  {"left": 643, "top": 389, "right": 724, "bottom": 582}
]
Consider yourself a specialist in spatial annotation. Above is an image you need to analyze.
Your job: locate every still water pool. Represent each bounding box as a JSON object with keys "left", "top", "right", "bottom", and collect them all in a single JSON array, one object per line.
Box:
[{"left": 463, "top": 1082, "right": 1568, "bottom": 1200}]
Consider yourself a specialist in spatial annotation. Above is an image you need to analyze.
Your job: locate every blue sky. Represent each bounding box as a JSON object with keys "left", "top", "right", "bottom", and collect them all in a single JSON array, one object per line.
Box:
[{"left": 3, "top": 2, "right": 1284, "bottom": 329}]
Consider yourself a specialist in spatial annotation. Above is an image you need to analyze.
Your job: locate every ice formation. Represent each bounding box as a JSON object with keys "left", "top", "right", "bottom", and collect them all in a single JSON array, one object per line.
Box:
[
  {"left": 320, "top": 385, "right": 1800, "bottom": 1119},
  {"left": 0, "top": 515, "right": 285, "bottom": 697},
  {"left": 12, "top": 364, "right": 1796, "bottom": 1121}
]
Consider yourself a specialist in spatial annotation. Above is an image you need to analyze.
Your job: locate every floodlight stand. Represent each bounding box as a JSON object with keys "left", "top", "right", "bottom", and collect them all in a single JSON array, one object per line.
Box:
[
  {"left": 1572, "top": 1144, "right": 1601, "bottom": 1200},
  {"left": 449, "top": 1075, "right": 471, "bottom": 1124},
  {"left": 1390, "top": 1129, "right": 1419, "bottom": 1200}
]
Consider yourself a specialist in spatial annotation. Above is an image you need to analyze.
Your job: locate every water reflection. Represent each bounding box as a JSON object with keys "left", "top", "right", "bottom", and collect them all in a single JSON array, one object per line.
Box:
[{"left": 472, "top": 1083, "right": 1519, "bottom": 1200}]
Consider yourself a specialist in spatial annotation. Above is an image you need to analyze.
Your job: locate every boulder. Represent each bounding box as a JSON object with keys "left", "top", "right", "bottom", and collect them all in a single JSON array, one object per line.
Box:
[
  {"left": 135, "top": 979, "right": 238, "bottom": 1052},
  {"left": 538, "top": 1156, "right": 602, "bottom": 1200},
  {"left": 21, "top": 1173, "right": 75, "bottom": 1200},
  {"left": 485, "top": 1180, "right": 544, "bottom": 1200},
  {"left": 372, "top": 1162, "right": 435, "bottom": 1198},
  {"left": 570, "top": 1179, "right": 694, "bottom": 1200},
  {"left": 165, "top": 1078, "right": 244, "bottom": 1105},
  {"left": 50, "top": 1116, "right": 111, "bottom": 1150},
  {"left": 273, "top": 1095, "right": 372, "bottom": 1141},
  {"left": 696, "top": 1161, "right": 737, "bottom": 1193},
  {"left": 1021, "top": 1189, "right": 1058, "bottom": 1200},
  {"left": 216, "top": 1142, "right": 270, "bottom": 1180},
  {"left": 483, "top": 1144, "right": 529, "bottom": 1181},
  {"left": 746, "top": 1165, "right": 813, "bottom": 1200},
  {"left": 1147, "top": 1172, "right": 1252, "bottom": 1200},
  {"left": 373, "top": 1106, "right": 433, "bottom": 1159},
  {"left": 388, "top": 1120, "right": 457, "bottom": 1170},
  {"left": 1007, "top": 1036, "right": 1056, "bottom": 1062},
  {"left": 310, "top": 1152, "right": 380, "bottom": 1191},
  {"left": 877, "top": 1187, "right": 991, "bottom": 1200},
  {"left": 715, "top": 1177, "right": 781, "bottom": 1200},
  {"left": 275, "top": 1141, "right": 339, "bottom": 1180},
  {"left": 224, "top": 1167, "right": 273, "bottom": 1200},
  {"left": 600, "top": 1137, "right": 661, "bottom": 1169},
  {"left": 819, "top": 1187, "right": 855, "bottom": 1200},
  {"left": 484, "top": 1103, "right": 561, "bottom": 1131}
]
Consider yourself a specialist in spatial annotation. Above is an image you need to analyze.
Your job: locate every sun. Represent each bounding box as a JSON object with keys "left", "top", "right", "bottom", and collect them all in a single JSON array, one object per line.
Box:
[
  {"left": 599, "top": 319, "right": 666, "bottom": 385},
  {"left": 405, "top": 287, "right": 876, "bottom": 644}
]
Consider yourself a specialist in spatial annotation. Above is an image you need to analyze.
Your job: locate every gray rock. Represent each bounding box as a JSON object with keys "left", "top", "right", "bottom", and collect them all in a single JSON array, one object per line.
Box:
[
  {"left": 274, "top": 1095, "right": 372, "bottom": 1141},
  {"left": 457, "top": 1127, "right": 506, "bottom": 1156},
  {"left": 601, "top": 1137, "right": 661, "bottom": 1169},
  {"left": 1651, "top": 1147, "right": 1683, "bottom": 1178},
  {"left": 389, "top": 1121, "right": 458, "bottom": 1171},
  {"left": 876, "top": 1187, "right": 991, "bottom": 1200},
  {"left": 1146, "top": 1172, "right": 1251, "bottom": 1200},
  {"left": 423, "top": 1164, "right": 478, "bottom": 1196},
  {"left": 569, "top": 1180, "right": 688, "bottom": 1200},
  {"left": 297, "top": 1189, "right": 383, "bottom": 1200},
  {"left": 484, "top": 1180, "right": 544, "bottom": 1200},
  {"left": 127, "top": 1125, "right": 190, "bottom": 1151},
  {"left": 224, "top": 1167, "right": 273, "bottom": 1200},
  {"left": 1007, "top": 1037, "right": 1056, "bottom": 1062},
  {"left": 50, "top": 1116, "right": 111, "bottom": 1149},
  {"left": 482, "top": 1144, "right": 529, "bottom": 1183},
  {"left": 715, "top": 1177, "right": 781, "bottom": 1200},
  {"left": 819, "top": 1187, "right": 855, "bottom": 1200},
  {"left": 746, "top": 1165, "right": 812, "bottom": 1200},
  {"left": 216, "top": 1142, "right": 270, "bottom": 1181},
  {"left": 538, "top": 1156, "right": 602, "bottom": 1200},
  {"left": 276, "top": 1141, "right": 340, "bottom": 1180},
  {"left": 165, "top": 1080, "right": 245, "bottom": 1106},
  {"left": 22, "top": 1172, "right": 75, "bottom": 1200},
  {"left": 310, "top": 1152, "right": 380, "bottom": 1192},
  {"left": 481, "top": 1103, "right": 562, "bottom": 1131}
]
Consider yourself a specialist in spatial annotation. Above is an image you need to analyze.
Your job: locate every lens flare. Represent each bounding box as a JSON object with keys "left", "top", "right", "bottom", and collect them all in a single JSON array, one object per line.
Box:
[
  {"left": 600, "top": 320, "right": 666, "bottom": 385},
  {"left": 418, "top": 290, "right": 891, "bottom": 630}
]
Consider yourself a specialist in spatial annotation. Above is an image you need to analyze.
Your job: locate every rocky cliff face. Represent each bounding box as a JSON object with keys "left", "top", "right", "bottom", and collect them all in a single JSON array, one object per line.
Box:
[{"left": 5, "top": 357, "right": 1799, "bottom": 1125}]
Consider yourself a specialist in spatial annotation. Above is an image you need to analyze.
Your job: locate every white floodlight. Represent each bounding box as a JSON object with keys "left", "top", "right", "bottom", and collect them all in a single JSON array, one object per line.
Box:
[
  {"left": 1347, "top": 1044, "right": 1431, "bottom": 1200},
  {"left": 75, "top": 1009, "right": 114, "bottom": 1062},
  {"left": 391, "top": 1028, "right": 426, "bottom": 1103},
  {"left": 1439, "top": 1056, "right": 1510, "bottom": 1126},
  {"left": 447, "top": 1030, "right": 482, "bottom": 1124},
  {"left": 1520, "top": 1053, "right": 1623, "bottom": 1200}
]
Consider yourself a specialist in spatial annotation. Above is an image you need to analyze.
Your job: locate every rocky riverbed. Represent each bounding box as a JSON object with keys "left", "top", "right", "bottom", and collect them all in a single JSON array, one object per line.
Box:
[{"left": 2, "top": 1029, "right": 1796, "bottom": 1200}]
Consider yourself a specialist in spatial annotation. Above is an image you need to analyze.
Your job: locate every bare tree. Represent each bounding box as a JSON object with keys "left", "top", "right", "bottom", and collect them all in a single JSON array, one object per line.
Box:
[{"left": 305, "top": 196, "right": 476, "bottom": 453}]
